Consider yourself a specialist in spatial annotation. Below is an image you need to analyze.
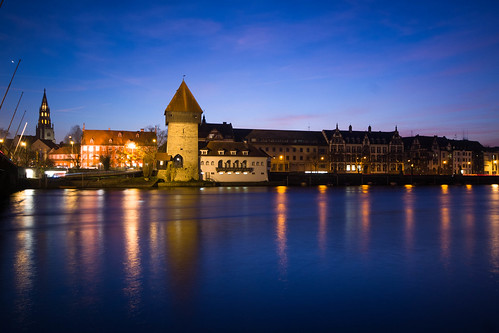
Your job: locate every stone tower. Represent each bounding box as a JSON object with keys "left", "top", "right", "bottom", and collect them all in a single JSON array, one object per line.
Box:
[
  {"left": 164, "top": 80, "right": 203, "bottom": 181},
  {"left": 36, "top": 89, "right": 55, "bottom": 143}
]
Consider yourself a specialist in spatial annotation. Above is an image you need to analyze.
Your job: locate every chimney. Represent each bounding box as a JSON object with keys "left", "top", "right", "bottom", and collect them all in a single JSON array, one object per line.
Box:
[
  {"left": 368, "top": 125, "right": 371, "bottom": 133},
  {"left": 141, "top": 128, "right": 144, "bottom": 132},
  {"left": 349, "top": 125, "right": 352, "bottom": 132}
]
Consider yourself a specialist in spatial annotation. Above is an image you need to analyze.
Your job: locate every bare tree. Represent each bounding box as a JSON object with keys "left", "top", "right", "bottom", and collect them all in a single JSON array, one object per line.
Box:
[{"left": 64, "top": 125, "right": 83, "bottom": 143}]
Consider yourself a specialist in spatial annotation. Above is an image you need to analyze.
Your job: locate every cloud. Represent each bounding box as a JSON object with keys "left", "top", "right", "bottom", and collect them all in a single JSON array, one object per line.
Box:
[{"left": 55, "top": 106, "right": 86, "bottom": 113}]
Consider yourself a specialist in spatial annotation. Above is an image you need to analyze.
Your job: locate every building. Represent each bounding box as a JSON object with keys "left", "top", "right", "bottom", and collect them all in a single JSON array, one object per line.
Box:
[
  {"left": 233, "top": 128, "right": 328, "bottom": 172},
  {"left": 483, "top": 148, "right": 499, "bottom": 175},
  {"left": 323, "top": 125, "right": 404, "bottom": 174},
  {"left": 80, "top": 128, "right": 157, "bottom": 169},
  {"left": 48, "top": 144, "right": 79, "bottom": 168},
  {"left": 164, "top": 80, "right": 203, "bottom": 181},
  {"left": 36, "top": 89, "right": 56, "bottom": 143},
  {"left": 199, "top": 141, "right": 268, "bottom": 182}
]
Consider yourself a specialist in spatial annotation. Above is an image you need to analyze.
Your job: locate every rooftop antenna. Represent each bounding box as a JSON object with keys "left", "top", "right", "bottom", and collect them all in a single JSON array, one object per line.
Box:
[
  {"left": 183, "top": 74, "right": 186, "bottom": 81},
  {"left": 0, "top": 59, "right": 21, "bottom": 114}
]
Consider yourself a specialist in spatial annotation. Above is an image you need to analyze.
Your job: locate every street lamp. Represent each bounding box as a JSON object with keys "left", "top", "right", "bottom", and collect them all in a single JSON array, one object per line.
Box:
[{"left": 21, "top": 141, "right": 27, "bottom": 166}]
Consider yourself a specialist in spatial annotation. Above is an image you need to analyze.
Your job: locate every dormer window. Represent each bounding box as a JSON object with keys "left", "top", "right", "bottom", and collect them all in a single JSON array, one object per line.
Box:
[
  {"left": 230, "top": 150, "right": 237, "bottom": 155},
  {"left": 218, "top": 150, "right": 224, "bottom": 155},
  {"left": 109, "top": 138, "right": 113, "bottom": 143},
  {"left": 136, "top": 133, "right": 140, "bottom": 138},
  {"left": 242, "top": 150, "right": 249, "bottom": 155},
  {"left": 118, "top": 132, "right": 122, "bottom": 137},
  {"left": 90, "top": 138, "right": 94, "bottom": 144},
  {"left": 200, "top": 150, "right": 208, "bottom": 155}
]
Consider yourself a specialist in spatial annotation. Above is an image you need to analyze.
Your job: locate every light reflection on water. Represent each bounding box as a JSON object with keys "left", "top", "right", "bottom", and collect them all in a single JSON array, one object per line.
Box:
[
  {"left": 275, "top": 186, "right": 288, "bottom": 279},
  {"left": 2, "top": 185, "right": 499, "bottom": 332}
]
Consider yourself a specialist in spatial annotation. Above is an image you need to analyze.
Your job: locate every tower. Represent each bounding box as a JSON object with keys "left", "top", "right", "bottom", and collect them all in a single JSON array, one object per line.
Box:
[
  {"left": 164, "top": 80, "right": 203, "bottom": 181},
  {"left": 36, "top": 89, "right": 55, "bottom": 143}
]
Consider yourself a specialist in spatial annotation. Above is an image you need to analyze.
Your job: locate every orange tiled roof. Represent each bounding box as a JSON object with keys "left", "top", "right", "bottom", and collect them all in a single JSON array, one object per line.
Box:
[{"left": 81, "top": 129, "right": 157, "bottom": 146}]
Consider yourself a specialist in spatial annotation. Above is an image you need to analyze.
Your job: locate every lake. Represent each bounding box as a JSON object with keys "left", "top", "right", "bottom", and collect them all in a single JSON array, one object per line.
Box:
[{"left": 1, "top": 185, "right": 499, "bottom": 332}]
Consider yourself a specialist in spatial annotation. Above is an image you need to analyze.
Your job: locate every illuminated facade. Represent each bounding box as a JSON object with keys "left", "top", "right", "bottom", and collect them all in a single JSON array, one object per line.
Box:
[
  {"left": 483, "top": 149, "right": 499, "bottom": 175},
  {"left": 48, "top": 145, "right": 79, "bottom": 168},
  {"left": 80, "top": 128, "right": 157, "bottom": 169},
  {"left": 324, "top": 125, "right": 404, "bottom": 174},
  {"left": 233, "top": 128, "right": 329, "bottom": 172},
  {"left": 199, "top": 141, "right": 269, "bottom": 182},
  {"left": 36, "top": 89, "right": 56, "bottom": 143}
]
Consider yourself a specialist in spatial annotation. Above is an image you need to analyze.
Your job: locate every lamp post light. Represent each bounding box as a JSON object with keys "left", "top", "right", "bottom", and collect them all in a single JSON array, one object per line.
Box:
[{"left": 21, "top": 141, "right": 27, "bottom": 166}]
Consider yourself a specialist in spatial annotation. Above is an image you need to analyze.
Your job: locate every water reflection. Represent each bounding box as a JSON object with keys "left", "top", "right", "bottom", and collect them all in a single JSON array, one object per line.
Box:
[
  {"left": 464, "top": 185, "right": 475, "bottom": 260},
  {"left": 440, "top": 185, "right": 451, "bottom": 266},
  {"left": 489, "top": 185, "right": 499, "bottom": 274},
  {"left": 123, "top": 189, "right": 142, "bottom": 312},
  {"left": 317, "top": 186, "right": 328, "bottom": 255},
  {"left": 275, "top": 186, "right": 288, "bottom": 278},
  {"left": 404, "top": 185, "right": 415, "bottom": 252},
  {"left": 360, "top": 187, "right": 370, "bottom": 255}
]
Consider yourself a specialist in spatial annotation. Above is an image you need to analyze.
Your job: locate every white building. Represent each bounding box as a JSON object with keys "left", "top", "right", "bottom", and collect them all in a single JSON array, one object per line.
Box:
[{"left": 199, "top": 141, "right": 269, "bottom": 182}]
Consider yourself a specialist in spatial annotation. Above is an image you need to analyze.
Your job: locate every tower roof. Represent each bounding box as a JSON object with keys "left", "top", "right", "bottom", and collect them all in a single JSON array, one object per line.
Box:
[
  {"left": 40, "top": 89, "right": 49, "bottom": 111},
  {"left": 165, "top": 80, "right": 203, "bottom": 114}
]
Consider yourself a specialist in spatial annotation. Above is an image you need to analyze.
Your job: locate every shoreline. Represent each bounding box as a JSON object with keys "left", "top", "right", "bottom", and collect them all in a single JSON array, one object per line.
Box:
[{"left": 19, "top": 173, "right": 499, "bottom": 190}]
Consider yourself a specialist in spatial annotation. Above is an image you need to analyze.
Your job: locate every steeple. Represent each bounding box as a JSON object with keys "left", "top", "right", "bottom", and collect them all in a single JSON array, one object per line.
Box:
[{"left": 36, "top": 89, "right": 55, "bottom": 143}]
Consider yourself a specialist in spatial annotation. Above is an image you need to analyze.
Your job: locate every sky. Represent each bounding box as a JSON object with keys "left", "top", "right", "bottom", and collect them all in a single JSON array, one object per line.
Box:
[{"left": 0, "top": 0, "right": 498, "bottom": 146}]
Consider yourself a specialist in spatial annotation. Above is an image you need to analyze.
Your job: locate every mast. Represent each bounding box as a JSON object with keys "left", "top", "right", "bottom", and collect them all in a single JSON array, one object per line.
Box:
[{"left": 0, "top": 59, "right": 21, "bottom": 114}]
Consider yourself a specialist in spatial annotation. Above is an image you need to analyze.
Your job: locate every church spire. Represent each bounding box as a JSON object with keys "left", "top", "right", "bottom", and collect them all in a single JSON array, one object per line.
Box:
[{"left": 36, "top": 89, "right": 55, "bottom": 142}]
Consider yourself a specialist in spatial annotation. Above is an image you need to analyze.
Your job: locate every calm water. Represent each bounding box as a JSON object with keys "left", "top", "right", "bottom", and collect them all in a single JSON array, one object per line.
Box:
[{"left": 1, "top": 185, "right": 499, "bottom": 332}]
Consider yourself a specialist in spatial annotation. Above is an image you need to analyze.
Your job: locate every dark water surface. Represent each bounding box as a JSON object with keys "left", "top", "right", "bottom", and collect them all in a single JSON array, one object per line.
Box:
[{"left": 1, "top": 185, "right": 499, "bottom": 332}]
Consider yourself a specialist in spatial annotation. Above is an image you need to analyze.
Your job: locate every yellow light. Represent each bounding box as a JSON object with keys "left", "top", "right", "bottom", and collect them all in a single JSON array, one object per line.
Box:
[
  {"left": 153, "top": 139, "right": 156, "bottom": 143},
  {"left": 127, "top": 142, "right": 136, "bottom": 150},
  {"left": 70, "top": 140, "right": 74, "bottom": 145},
  {"left": 279, "top": 155, "right": 283, "bottom": 160},
  {"left": 0, "top": 138, "right": 3, "bottom": 143},
  {"left": 320, "top": 156, "right": 324, "bottom": 160},
  {"left": 21, "top": 141, "right": 26, "bottom": 147}
]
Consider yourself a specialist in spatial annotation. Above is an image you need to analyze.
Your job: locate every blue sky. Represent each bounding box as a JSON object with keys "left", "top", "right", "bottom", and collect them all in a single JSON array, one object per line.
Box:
[{"left": 1, "top": 0, "right": 498, "bottom": 145}]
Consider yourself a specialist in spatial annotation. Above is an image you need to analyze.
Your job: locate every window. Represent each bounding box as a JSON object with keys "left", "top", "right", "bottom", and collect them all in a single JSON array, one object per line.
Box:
[
  {"left": 200, "top": 161, "right": 204, "bottom": 165},
  {"left": 89, "top": 146, "right": 94, "bottom": 152},
  {"left": 242, "top": 151, "right": 248, "bottom": 155},
  {"left": 300, "top": 148, "right": 303, "bottom": 152},
  {"left": 218, "top": 150, "right": 224, "bottom": 155},
  {"left": 306, "top": 148, "right": 310, "bottom": 153},
  {"left": 230, "top": 151, "right": 236, "bottom": 155},
  {"left": 96, "top": 146, "right": 100, "bottom": 151}
]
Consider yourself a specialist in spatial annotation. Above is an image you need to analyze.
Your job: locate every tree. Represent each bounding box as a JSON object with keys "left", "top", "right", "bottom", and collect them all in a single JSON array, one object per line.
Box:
[
  {"left": 0, "top": 127, "right": 9, "bottom": 139},
  {"left": 64, "top": 125, "right": 83, "bottom": 143},
  {"left": 99, "top": 155, "right": 111, "bottom": 171},
  {"left": 144, "top": 125, "right": 167, "bottom": 146}
]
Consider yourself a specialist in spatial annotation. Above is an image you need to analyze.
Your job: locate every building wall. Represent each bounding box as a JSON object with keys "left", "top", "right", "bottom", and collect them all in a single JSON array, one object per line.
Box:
[
  {"left": 200, "top": 156, "right": 268, "bottom": 182},
  {"left": 254, "top": 144, "right": 328, "bottom": 172},
  {"left": 166, "top": 122, "right": 200, "bottom": 181}
]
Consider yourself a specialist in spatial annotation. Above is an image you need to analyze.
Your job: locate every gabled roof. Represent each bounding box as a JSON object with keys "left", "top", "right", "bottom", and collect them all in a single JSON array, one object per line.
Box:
[
  {"left": 81, "top": 129, "right": 157, "bottom": 146},
  {"left": 199, "top": 141, "right": 269, "bottom": 157},
  {"left": 233, "top": 128, "right": 328, "bottom": 146},
  {"left": 164, "top": 80, "right": 203, "bottom": 114},
  {"left": 199, "top": 121, "right": 235, "bottom": 140},
  {"left": 323, "top": 129, "right": 398, "bottom": 144}
]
